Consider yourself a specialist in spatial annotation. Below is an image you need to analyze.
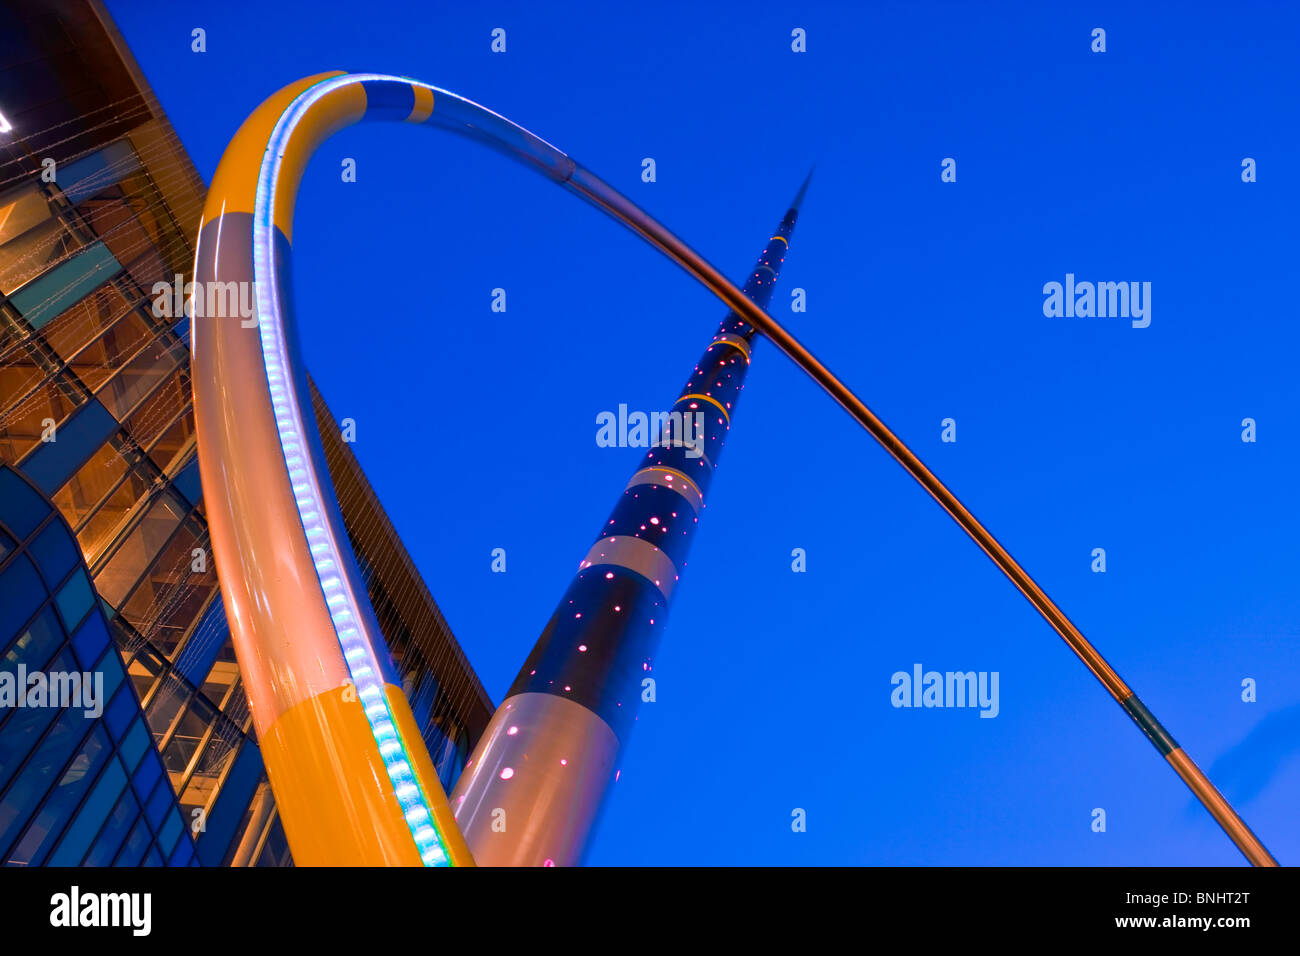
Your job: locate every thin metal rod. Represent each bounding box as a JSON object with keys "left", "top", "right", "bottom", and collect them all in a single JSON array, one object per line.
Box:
[{"left": 564, "top": 166, "right": 1278, "bottom": 867}]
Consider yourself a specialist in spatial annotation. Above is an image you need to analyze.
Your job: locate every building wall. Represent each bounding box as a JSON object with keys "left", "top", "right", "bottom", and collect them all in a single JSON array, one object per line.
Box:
[{"left": 0, "top": 0, "right": 490, "bottom": 865}]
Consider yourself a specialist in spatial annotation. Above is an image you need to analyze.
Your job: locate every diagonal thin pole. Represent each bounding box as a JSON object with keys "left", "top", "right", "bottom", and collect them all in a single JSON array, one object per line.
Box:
[{"left": 566, "top": 166, "right": 1279, "bottom": 867}]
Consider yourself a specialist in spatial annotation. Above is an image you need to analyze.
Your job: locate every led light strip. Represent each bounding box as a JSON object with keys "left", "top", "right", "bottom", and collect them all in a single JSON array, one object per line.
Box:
[{"left": 253, "top": 74, "right": 454, "bottom": 866}]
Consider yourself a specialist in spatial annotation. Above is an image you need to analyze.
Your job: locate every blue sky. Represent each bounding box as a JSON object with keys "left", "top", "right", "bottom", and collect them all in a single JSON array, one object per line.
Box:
[{"left": 107, "top": 0, "right": 1300, "bottom": 865}]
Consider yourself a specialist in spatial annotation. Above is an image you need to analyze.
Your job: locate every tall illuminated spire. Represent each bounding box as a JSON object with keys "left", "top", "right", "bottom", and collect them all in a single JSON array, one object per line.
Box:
[{"left": 450, "top": 181, "right": 808, "bottom": 865}]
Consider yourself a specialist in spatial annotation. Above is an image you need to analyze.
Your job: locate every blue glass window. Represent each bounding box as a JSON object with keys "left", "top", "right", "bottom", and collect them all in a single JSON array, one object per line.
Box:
[
  {"left": 118, "top": 717, "right": 149, "bottom": 773},
  {"left": 144, "top": 776, "right": 172, "bottom": 827},
  {"left": 0, "top": 468, "right": 51, "bottom": 540},
  {"left": 6, "top": 241, "right": 121, "bottom": 331},
  {"left": 9, "top": 726, "right": 111, "bottom": 865},
  {"left": 59, "top": 140, "right": 141, "bottom": 205},
  {"left": 167, "top": 834, "right": 193, "bottom": 866},
  {"left": 20, "top": 401, "right": 119, "bottom": 496},
  {"left": 0, "top": 702, "right": 95, "bottom": 855},
  {"left": 103, "top": 686, "right": 135, "bottom": 740},
  {"left": 171, "top": 455, "right": 202, "bottom": 508},
  {"left": 83, "top": 789, "right": 139, "bottom": 866},
  {"left": 0, "top": 636, "right": 71, "bottom": 790},
  {"left": 131, "top": 747, "right": 162, "bottom": 802},
  {"left": 54, "top": 569, "right": 94, "bottom": 632},
  {"left": 70, "top": 612, "right": 110, "bottom": 670},
  {"left": 0, "top": 555, "right": 46, "bottom": 641},
  {"left": 0, "top": 604, "right": 63, "bottom": 676},
  {"left": 28, "top": 521, "right": 77, "bottom": 587},
  {"left": 91, "top": 644, "right": 125, "bottom": 703},
  {"left": 193, "top": 739, "right": 259, "bottom": 865},
  {"left": 113, "top": 816, "right": 152, "bottom": 866},
  {"left": 157, "top": 806, "right": 182, "bottom": 857},
  {"left": 48, "top": 756, "right": 128, "bottom": 865}
]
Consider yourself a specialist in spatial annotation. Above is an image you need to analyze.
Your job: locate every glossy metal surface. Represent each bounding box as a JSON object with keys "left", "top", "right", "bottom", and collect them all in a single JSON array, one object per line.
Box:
[
  {"left": 450, "top": 693, "right": 619, "bottom": 866},
  {"left": 196, "top": 73, "right": 1274, "bottom": 867}
]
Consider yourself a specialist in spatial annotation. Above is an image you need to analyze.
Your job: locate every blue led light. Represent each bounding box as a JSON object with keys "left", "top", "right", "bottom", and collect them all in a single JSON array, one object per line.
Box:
[{"left": 252, "top": 74, "right": 458, "bottom": 867}]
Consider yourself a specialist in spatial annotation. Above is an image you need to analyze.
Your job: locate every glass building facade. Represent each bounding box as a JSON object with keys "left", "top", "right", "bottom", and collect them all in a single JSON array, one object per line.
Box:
[
  {"left": 0, "top": 0, "right": 493, "bottom": 865},
  {"left": 0, "top": 465, "right": 195, "bottom": 866}
]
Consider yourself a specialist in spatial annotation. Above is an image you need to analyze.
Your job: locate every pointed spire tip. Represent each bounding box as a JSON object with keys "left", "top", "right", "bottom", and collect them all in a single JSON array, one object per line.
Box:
[{"left": 790, "top": 166, "right": 815, "bottom": 211}]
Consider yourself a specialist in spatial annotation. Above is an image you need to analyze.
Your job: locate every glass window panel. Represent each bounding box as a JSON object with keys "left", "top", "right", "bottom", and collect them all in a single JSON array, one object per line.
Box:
[
  {"left": 91, "top": 490, "right": 186, "bottom": 606},
  {"left": 60, "top": 140, "right": 141, "bottom": 206},
  {"left": 0, "top": 467, "right": 51, "bottom": 538},
  {"left": 93, "top": 336, "right": 183, "bottom": 422},
  {"left": 0, "top": 604, "right": 62, "bottom": 673},
  {"left": 8, "top": 242, "right": 121, "bottom": 331},
  {"left": 0, "top": 182, "right": 53, "bottom": 247},
  {"left": 47, "top": 756, "right": 127, "bottom": 866},
  {"left": 131, "top": 750, "right": 162, "bottom": 804},
  {"left": 42, "top": 284, "right": 142, "bottom": 392},
  {"left": 143, "top": 672, "right": 188, "bottom": 743},
  {"left": 83, "top": 787, "right": 138, "bottom": 866},
  {"left": 91, "top": 645, "right": 125, "bottom": 707},
  {"left": 0, "top": 624, "right": 68, "bottom": 789},
  {"left": 73, "top": 459, "right": 155, "bottom": 566},
  {"left": 119, "top": 521, "right": 213, "bottom": 659},
  {"left": 7, "top": 726, "right": 111, "bottom": 866},
  {"left": 161, "top": 693, "right": 216, "bottom": 785},
  {"left": 217, "top": 771, "right": 269, "bottom": 866},
  {"left": 0, "top": 553, "right": 45, "bottom": 639},
  {"left": 119, "top": 718, "right": 149, "bottom": 772},
  {"left": 198, "top": 660, "right": 239, "bottom": 710},
  {"left": 220, "top": 672, "right": 252, "bottom": 731},
  {"left": 28, "top": 520, "right": 77, "bottom": 586},
  {"left": 112, "top": 816, "right": 151, "bottom": 866},
  {"left": 255, "top": 814, "right": 291, "bottom": 867},
  {"left": 157, "top": 806, "right": 181, "bottom": 857},
  {"left": 144, "top": 776, "right": 172, "bottom": 827},
  {"left": 125, "top": 367, "right": 188, "bottom": 457},
  {"left": 168, "top": 448, "right": 201, "bottom": 505},
  {"left": 76, "top": 187, "right": 169, "bottom": 293},
  {"left": 20, "top": 398, "right": 118, "bottom": 496},
  {"left": 126, "top": 644, "right": 164, "bottom": 707},
  {"left": 70, "top": 610, "right": 110, "bottom": 670},
  {"left": 176, "top": 739, "right": 231, "bottom": 818},
  {"left": 54, "top": 568, "right": 94, "bottom": 631},
  {"left": 0, "top": 374, "right": 84, "bottom": 462},
  {"left": 167, "top": 835, "right": 193, "bottom": 866},
  {"left": 0, "top": 347, "right": 55, "bottom": 428},
  {"left": 0, "top": 218, "right": 70, "bottom": 293},
  {"left": 103, "top": 686, "right": 134, "bottom": 740},
  {"left": 50, "top": 435, "right": 130, "bottom": 529},
  {"left": 410, "top": 671, "right": 438, "bottom": 728},
  {"left": 0, "top": 699, "right": 94, "bottom": 853},
  {"left": 146, "top": 410, "right": 196, "bottom": 481}
]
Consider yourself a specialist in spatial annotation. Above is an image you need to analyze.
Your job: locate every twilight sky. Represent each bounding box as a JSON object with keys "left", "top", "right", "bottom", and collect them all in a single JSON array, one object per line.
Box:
[{"left": 108, "top": 0, "right": 1300, "bottom": 865}]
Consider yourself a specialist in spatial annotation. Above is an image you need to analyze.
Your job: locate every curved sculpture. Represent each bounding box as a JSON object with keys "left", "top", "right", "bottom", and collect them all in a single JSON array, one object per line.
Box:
[{"left": 193, "top": 72, "right": 1275, "bottom": 866}]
